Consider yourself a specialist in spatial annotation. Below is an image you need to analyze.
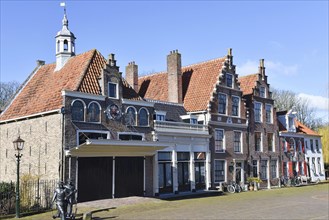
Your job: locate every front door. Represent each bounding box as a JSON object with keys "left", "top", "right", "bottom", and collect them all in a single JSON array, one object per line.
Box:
[
  {"left": 159, "top": 162, "right": 173, "bottom": 193},
  {"left": 235, "top": 162, "right": 242, "bottom": 183},
  {"left": 195, "top": 162, "right": 205, "bottom": 190},
  {"left": 115, "top": 157, "right": 144, "bottom": 198},
  {"left": 178, "top": 162, "right": 190, "bottom": 192},
  {"left": 78, "top": 157, "right": 113, "bottom": 202}
]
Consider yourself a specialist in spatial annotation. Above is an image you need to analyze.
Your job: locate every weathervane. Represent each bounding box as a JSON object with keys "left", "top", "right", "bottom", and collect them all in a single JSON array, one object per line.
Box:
[{"left": 60, "top": 2, "right": 66, "bottom": 16}]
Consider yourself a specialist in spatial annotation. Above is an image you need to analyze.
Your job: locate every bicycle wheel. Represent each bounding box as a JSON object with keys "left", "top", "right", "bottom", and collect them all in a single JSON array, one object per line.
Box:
[
  {"left": 227, "top": 185, "right": 235, "bottom": 193},
  {"left": 236, "top": 185, "right": 242, "bottom": 193}
]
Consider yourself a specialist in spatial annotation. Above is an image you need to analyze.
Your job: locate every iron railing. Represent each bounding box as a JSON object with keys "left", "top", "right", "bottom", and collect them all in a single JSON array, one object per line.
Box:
[{"left": 0, "top": 179, "right": 57, "bottom": 216}]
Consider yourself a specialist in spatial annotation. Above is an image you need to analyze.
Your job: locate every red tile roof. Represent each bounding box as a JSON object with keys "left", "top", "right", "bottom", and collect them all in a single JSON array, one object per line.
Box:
[
  {"left": 138, "top": 57, "right": 226, "bottom": 112},
  {"left": 295, "top": 120, "right": 319, "bottom": 136},
  {"left": 238, "top": 73, "right": 259, "bottom": 95},
  {"left": 0, "top": 49, "right": 142, "bottom": 121}
]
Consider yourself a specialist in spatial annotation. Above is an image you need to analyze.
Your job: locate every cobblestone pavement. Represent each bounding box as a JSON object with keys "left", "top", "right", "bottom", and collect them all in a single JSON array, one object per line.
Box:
[{"left": 81, "top": 184, "right": 328, "bottom": 220}]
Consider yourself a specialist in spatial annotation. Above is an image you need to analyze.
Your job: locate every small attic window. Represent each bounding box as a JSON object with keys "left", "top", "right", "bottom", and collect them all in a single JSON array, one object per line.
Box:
[
  {"left": 226, "top": 74, "right": 233, "bottom": 88},
  {"left": 108, "top": 82, "right": 118, "bottom": 99},
  {"left": 260, "top": 86, "right": 266, "bottom": 98},
  {"left": 64, "top": 40, "right": 68, "bottom": 51}
]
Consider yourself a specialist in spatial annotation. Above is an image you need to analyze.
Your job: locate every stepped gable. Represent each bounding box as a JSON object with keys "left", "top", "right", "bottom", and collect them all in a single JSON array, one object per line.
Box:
[
  {"left": 238, "top": 73, "right": 259, "bottom": 95},
  {"left": 0, "top": 49, "right": 102, "bottom": 121},
  {"left": 138, "top": 57, "right": 226, "bottom": 112}
]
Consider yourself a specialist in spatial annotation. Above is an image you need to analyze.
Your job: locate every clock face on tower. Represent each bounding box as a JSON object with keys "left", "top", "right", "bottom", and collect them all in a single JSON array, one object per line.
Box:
[{"left": 105, "top": 104, "right": 121, "bottom": 120}]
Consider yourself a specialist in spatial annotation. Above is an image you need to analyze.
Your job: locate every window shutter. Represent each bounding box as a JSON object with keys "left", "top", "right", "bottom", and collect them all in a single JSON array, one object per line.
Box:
[
  {"left": 288, "top": 162, "right": 293, "bottom": 177},
  {"left": 304, "top": 162, "right": 307, "bottom": 176}
]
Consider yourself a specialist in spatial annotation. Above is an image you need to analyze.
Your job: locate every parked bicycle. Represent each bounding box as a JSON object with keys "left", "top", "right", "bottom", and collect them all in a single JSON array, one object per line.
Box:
[{"left": 226, "top": 181, "right": 242, "bottom": 193}]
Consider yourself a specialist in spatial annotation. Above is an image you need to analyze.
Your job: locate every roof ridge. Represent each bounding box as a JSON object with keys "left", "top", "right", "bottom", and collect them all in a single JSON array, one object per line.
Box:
[
  {"left": 182, "top": 56, "right": 226, "bottom": 70},
  {"left": 139, "top": 56, "right": 226, "bottom": 80},
  {"left": 74, "top": 49, "right": 98, "bottom": 91},
  {"left": 239, "top": 73, "right": 259, "bottom": 78}
]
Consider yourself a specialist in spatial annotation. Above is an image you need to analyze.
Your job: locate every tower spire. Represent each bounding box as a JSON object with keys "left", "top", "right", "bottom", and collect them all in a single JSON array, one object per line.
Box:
[{"left": 55, "top": 2, "right": 76, "bottom": 71}]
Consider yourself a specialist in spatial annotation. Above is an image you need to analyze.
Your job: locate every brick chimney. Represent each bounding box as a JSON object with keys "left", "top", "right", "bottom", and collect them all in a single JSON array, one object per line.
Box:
[
  {"left": 167, "top": 50, "right": 182, "bottom": 103},
  {"left": 125, "top": 61, "right": 138, "bottom": 91}
]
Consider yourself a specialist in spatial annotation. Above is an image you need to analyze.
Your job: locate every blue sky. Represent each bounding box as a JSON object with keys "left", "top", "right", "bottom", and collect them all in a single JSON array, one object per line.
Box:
[{"left": 1, "top": 1, "right": 328, "bottom": 121}]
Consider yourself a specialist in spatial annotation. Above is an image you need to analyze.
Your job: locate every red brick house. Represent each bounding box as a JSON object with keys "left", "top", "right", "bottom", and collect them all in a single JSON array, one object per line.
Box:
[{"left": 239, "top": 59, "right": 280, "bottom": 189}]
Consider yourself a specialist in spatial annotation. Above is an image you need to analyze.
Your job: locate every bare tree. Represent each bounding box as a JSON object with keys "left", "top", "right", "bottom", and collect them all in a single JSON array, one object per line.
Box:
[
  {"left": 0, "top": 81, "right": 21, "bottom": 110},
  {"left": 271, "top": 88, "right": 323, "bottom": 130}
]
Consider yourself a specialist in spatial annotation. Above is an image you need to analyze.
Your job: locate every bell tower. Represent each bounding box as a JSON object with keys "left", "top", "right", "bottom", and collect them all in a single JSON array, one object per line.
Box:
[{"left": 55, "top": 3, "right": 76, "bottom": 71}]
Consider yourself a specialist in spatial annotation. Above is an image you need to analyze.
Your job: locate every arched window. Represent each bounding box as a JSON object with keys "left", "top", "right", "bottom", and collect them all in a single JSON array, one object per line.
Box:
[
  {"left": 88, "top": 102, "right": 101, "bottom": 123},
  {"left": 139, "top": 108, "right": 149, "bottom": 126},
  {"left": 64, "top": 40, "right": 68, "bottom": 51},
  {"left": 125, "top": 107, "right": 136, "bottom": 126},
  {"left": 71, "top": 100, "right": 85, "bottom": 121}
]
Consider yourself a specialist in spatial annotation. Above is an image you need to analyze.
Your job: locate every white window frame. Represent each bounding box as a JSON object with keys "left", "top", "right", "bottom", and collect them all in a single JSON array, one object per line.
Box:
[
  {"left": 138, "top": 107, "right": 150, "bottom": 127},
  {"left": 233, "top": 130, "right": 242, "bottom": 153},
  {"left": 87, "top": 101, "right": 102, "bottom": 123},
  {"left": 254, "top": 102, "right": 262, "bottom": 122},
  {"left": 215, "top": 129, "right": 225, "bottom": 153},
  {"left": 117, "top": 132, "right": 145, "bottom": 141},
  {"left": 265, "top": 104, "right": 273, "bottom": 123},
  {"left": 259, "top": 86, "right": 266, "bottom": 98},
  {"left": 232, "top": 96, "right": 240, "bottom": 117},
  {"left": 226, "top": 73, "right": 233, "bottom": 88},
  {"left": 108, "top": 82, "right": 119, "bottom": 99},
  {"left": 255, "top": 131, "right": 262, "bottom": 152},
  {"left": 126, "top": 106, "right": 137, "bottom": 126},
  {"left": 155, "top": 110, "right": 166, "bottom": 121},
  {"left": 71, "top": 99, "right": 86, "bottom": 122},
  {"left": 267, "top": 132, "right": 274, "bottom": 152},
  {"left": 76, "top": 130, "right": 110, "bottom": 146},
  {"left": 218, "top": 93, "right": 227, "bottom": 115},
  {"left": 214, "top": 159, "right": 226, "bottom": 183}
]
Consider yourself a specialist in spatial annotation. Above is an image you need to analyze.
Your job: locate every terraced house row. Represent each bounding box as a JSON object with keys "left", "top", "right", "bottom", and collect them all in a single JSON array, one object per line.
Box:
[{"left": 0, "top": 10, "right": 325, "bottom": 202}]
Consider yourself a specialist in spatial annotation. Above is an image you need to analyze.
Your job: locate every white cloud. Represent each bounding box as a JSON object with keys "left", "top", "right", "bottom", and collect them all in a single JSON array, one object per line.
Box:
[
  {"left": 298, "top": 93, "right": 329, "bottom": 111},
  {"left": 236, "top": 60, "right": 299, "bottom": 76},
  {"left": 236, "top": 60, "right": 258, "bottom": 76}
]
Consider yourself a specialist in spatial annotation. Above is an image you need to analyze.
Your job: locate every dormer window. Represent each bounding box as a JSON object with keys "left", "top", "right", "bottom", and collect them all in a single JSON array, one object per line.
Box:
[
  {"left": 226, "top": 73, "right": 233, "bottom": 88},
  {"left": 155, "top": 111, "right": 166, "bottom": 121},
  {"left": 288, "top": 117, "right": 294, "bottom": 130},
  {"left": 260, "top": 86, "right": 266, "bottom": 98},
  {"left": 190, "top": 118, "right": 198, "bottom": 124},
  {"left": 108, "top": 82, "right": 118, "bottom": 99}
]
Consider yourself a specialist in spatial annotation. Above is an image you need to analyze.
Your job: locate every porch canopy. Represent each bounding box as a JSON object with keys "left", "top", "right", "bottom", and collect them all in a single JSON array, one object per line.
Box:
[{"left": 65, "top": 139, "right": 169, "bottom": 157}]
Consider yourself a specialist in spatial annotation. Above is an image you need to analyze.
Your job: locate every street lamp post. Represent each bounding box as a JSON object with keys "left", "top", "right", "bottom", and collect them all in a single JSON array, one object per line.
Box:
[{"left": 13, "top": 136, "right": 25, "bottom": 218}]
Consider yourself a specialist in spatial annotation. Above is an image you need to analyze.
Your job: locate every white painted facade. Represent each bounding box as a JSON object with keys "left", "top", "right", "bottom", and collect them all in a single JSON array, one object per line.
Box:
[{"left": 304, "top": 135, "right": 326, "bottom": 182}]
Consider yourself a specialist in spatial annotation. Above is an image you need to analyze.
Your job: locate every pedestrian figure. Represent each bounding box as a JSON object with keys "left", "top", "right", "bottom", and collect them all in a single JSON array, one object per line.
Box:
[
  {"left": 52, "top": 181, "right": 67, "bottom": 220},
  {"left": 64, "top": 179, "right": 77, "bottom": 219}
]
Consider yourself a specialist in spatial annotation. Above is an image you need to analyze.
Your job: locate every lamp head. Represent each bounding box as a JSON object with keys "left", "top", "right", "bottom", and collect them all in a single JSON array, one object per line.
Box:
[{"left": 13, "top": 136, "right": 25, "bottom": 152}]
